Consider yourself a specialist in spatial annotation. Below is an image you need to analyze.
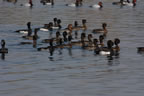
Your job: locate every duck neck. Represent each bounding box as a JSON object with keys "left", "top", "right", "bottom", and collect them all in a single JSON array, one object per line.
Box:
[
  {"left": 29, "top": 0, "right": 33, "bottom": 6},
  {"left": 51, "top": 0, "right": 54, "bottom": 5},
  {"left": 1, "top": 40, "right": 5, "bottom": 49},
  {"left": 83, "top": 23, "right": 87, "bottom": 30},
  {"left": 27, "top": 29, "right": 32, "bottom": 36}
]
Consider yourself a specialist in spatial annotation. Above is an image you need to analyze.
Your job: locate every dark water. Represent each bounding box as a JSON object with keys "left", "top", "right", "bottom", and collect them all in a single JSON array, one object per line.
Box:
[{"left": 0, "top": 0, "right": 144, "bottom": 96}]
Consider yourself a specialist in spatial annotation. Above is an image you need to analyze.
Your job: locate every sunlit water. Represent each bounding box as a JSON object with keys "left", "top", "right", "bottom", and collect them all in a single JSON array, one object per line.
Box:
[{"left": 0, "top": 0, "right": 144, "bottom": 96}]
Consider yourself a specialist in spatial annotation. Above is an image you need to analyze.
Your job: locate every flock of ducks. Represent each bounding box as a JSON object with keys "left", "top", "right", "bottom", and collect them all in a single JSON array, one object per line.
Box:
[
  {"left": 1, "top": 18, "right": 121, "bottom": 60},
  {"left": 1, "top": 0, "right": 144, "bottom": 60},
  {"left": 3, "top": 0, "right": 137, "bottom": 8}
]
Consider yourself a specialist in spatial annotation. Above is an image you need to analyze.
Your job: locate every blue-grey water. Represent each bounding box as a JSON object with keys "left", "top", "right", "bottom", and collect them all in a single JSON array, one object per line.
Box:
[{"left": 0, "top": 0, "right": 144, "bottom": 96}]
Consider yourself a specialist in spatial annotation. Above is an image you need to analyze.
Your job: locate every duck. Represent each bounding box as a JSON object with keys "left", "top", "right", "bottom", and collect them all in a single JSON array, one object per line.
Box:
[
  {"left": 53, "top": 19, "right": 62, "bottom": 29},
  {"left": 92, "top": 23, "right": 107, "bottom": 33},
  {"left": 40, "top": 20, "right": 62, "bottom": 31},
  {"left": 72, "top": 19, "right": 87, "bottom": 31},
  {"left": 112, "top": 0, "right": 126, "bottom": 5},
  {"left": 20, "top": 30, "right": 38, "bottom": 48},
  {"left": 113, "top": 38, "right": 120, "bottom": 52},
  {"left": 40, "top": 22, "right": 53, "bottom": 31},
  {"left": 20, "top": 0, "right": 33, "bottom": 7},
  {"left": 99, "top": 40, "right": 114, "bottom": 56},
  {"left": 40, "top": 0, "right": 54, "bottom": 5},
  {"left": 89, "top": 2, "right": 103, "bottom": 9},
  {"left": 66, "top": 0, "right": 82, "bottom": 7},
  {"left": 124, "top": 0, "right": 136, "bottom": 7},
  {"left": 0, "top": 40, "right": 8, "bottom": 53},
  {"left": 22, "top": 28, "right": 39, "bottom": 40},
  {"left": 70, "top": 32, "right": 86, "bottom": 47},
  {"left": 41, "top": 31, "right": 61, "bottom": 43},
  {"left": 98, "top": 35, "right": 105, "bottom": 47},
  {"left": 15, "top": 22, "right": 32, "bottom": 34},
  {"left": 60, "top": 24, "right": 73, "bottom": 34},
  {"left": 137, "top": 47, "right": 144, "bottom": 53},
  {"left": 83, "top": 38, "right": 99, "bottom": 51}
]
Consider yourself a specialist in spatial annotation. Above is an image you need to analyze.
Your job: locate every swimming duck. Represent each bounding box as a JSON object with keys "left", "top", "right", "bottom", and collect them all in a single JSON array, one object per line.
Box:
[
  {"left": 66, "top": 0, "right": 82, "bottom": 7},
  {"left": 98, "top": 35, "right": 105, "bottom": 47},
  {"left": 22, "top": 28, "right": 39, "bottom": 40},
  {"left": 124, "top": 0, "right": 136, "bottom": 7},
  {"left": 113, "top": 38, "right": 120, "bottom": 52},
  {"left": 60, "top": 24, "right": 73, "bottom": 34},
  {"left": 90, "top": 2, "right": 103, "bottom": 9},
  {"left": 20, "top": 0, "right": 33, "bottom": 7},
  {"left": 92, "top": 23, "right": 107, "bottom": 33},
  {"left": 70, "top": 32, "right": 86, "bottom": 47},
  {"left": 72, "top": 19, "right": 87, "bottom": 31},
  {"left": 137, "top": 47, "right": 144, "bottom": 53},
  {"left": 15, "top": 22, "right": 32, "bottom": 34},
  {"left": 112, "top": 0, "right": 126, "bottom": 5},
  {"left": 41, "top": 0, "right": 54, "bottom": 5},
  {"left": 40, "top": 22, "right": 53, "bottom": 31},
  {"left": 0, "top": 40, "right": 8, "bottom": 53},
  {"left": 41, "top": 31, "right": 61, "bottom": 43},
  {"left": 99, "top": 40, "right": 114, "bottom": 56}
]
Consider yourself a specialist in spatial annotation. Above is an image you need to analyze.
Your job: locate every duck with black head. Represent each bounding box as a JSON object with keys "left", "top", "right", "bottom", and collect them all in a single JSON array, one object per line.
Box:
[
  {"left": 15, "top": 22, "right": 32, "bottom": 34},
  {"left": 0, "top": 40, "right": 8, "bottom": 60},
  {"left": 42, "top": 31, "right": 61, "bottom": 43},
  {"left": 113, "top": 38, "right": 120, "bottom": 56},
  {"left": 40, "top": 22, "right": 53, "bottom": 31},
  {"left": 22, "top": 27, "right": 39, "bottom": 40},
  {"left": 20, "top": 28, "right": 39, "bottom": 47},
  {"left": 99, "top": 40, "right": 114, "bottom": 56},
  {"left": 98, "top": 35, "right": 105, "bottom": 47}
]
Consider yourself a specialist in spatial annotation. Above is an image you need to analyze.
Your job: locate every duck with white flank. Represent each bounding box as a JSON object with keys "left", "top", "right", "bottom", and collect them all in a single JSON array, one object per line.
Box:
[
  {"left": 90, "top": 2, "right": 103, "bottom": 9},
  {"left": 20, "top": 28, "right": 39, "bottom": 48},
  {"left": 20, "top": 0, "right": 33, "bottom": 7},
  {"left": 15, "top": 22, "right": 32, "bottom": 34},
  {"left": 66, "top": 0, "right": 83, "bottom": 7},
  {"left": 40, "top": 0, "right": 54, "bottom": 5}
]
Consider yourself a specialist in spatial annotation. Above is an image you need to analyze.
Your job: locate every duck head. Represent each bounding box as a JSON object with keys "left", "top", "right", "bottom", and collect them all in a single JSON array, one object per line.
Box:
[
  {"left": 102, "top": 23, "right": 107, "bottom": 29},
  {"left": 114, "top": 38, "right": 120, "bottom": 46},
  {"left": 63, "top": 31, "right": 68, "bottom": 42},
  {"left": 1, "top": 40, "right": 5, "bottom": 48},
  {"left": 27, "top": 22, "right": 31, "bottom": 29},
  {"left": 74, "top": 21, "right": 78, "bottom": 27},
  {"left": 99, "top": 35, "right": 104, "bottom": 43},
  {"left": 81, "top": 32, "right": 86, "bottom": 41},
  {"left": 67, "top": 24, "right": 73, "bottom": 31},
  {"left": 88, "top": 34, "right": 93, "bottom": 42},
  {"left": 53, "top": 18, "right": 57, "bottom": 25},
  {"left": 107, "top": 40, "right": 114, "bottom": 49},
  {"left": 82, "top": 19, "right": 87, "bottom": 25},
  {"left": 98, "top": 2, "right": 103, "bottom": 8},
  {"left": 56, "top": 31, "right": 61, "bottom": 38}
]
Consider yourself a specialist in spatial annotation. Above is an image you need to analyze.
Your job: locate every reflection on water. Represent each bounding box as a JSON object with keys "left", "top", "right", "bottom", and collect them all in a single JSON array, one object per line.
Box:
[{"left": 1, "top": 0, "right": 144, "bottom": 96}]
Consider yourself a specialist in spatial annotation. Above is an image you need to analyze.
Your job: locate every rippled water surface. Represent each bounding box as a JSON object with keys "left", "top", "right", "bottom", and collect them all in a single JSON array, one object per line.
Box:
[{"left": 1, "top": 0, "right": 144, "bottom": 96}]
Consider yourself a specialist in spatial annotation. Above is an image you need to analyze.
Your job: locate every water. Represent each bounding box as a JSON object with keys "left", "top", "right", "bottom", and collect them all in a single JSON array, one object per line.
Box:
[{"left": 0, "top": 0, "right": 144, "bottom": 96}]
